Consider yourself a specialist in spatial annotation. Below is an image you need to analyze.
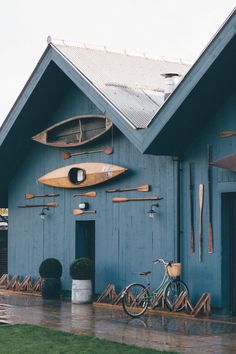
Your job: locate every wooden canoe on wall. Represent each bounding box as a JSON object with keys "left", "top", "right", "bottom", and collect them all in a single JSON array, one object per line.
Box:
[
  {"left": 32, "top": 115, "right": 112, "bottom": 147},
  {"left": 38, "top": 163, "right": 127, "bottom": 188}
]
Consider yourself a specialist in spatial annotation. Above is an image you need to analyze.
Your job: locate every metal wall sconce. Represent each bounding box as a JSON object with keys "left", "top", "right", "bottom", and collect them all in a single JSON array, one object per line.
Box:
[
  {"left": 147, "top": 203, "right": 159, "bottom": 218},
  {"left": 40, "top": 207, "right": 49, "bottom": 220}
]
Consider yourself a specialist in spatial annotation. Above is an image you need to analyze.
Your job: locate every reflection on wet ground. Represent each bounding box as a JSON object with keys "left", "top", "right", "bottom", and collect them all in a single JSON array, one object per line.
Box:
[
  {"left": 123, "top": 315, "right": 236, "bottom": 336},
  {"left": 0, "top": 292, "right": 236, "bottom": 354}
]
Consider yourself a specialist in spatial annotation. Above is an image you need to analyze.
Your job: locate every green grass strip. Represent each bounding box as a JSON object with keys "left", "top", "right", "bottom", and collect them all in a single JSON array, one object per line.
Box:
[{"left": 0, "top": 324, "right": 177, "bottom": 354}]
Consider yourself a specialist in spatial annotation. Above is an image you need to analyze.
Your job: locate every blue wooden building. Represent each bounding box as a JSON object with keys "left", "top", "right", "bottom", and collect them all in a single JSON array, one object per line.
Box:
[{"left": 0, "top": 9, "right": 236, "bottom": 314}]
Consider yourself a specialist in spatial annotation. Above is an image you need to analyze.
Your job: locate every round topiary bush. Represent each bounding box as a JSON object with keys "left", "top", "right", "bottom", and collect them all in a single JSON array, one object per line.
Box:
[
  {"left": 39, "top": 258, "right": 62, "bottom": 279},
  {"left": 70, "top": 257, "right": 92, "bottom": 280}
]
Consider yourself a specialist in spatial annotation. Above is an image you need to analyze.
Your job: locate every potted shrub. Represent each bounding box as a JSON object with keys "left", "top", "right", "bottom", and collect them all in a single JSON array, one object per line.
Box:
[
  {"left": 70, "top": 257, "right": 93, "bottom": 304},
  {"left": 39, "top": 258, "right": 62, "bottom": 300}
]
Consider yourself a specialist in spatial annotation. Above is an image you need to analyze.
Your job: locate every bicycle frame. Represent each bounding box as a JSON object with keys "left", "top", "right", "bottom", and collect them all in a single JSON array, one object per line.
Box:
[
  {"left": 149, "top": 265, "right": 173, "bottom": 306},
  {"left": 122, "top": 260, "right": 175, "bottom": 306},
  {"left": 143, "top": 265, "right": 175, "bottom": 306}
]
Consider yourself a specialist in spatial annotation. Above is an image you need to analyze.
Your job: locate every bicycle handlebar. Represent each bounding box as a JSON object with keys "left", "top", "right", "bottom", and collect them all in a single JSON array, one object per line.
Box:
[{"left": 152, "top": 258, "right": 171, "bottom": 266}]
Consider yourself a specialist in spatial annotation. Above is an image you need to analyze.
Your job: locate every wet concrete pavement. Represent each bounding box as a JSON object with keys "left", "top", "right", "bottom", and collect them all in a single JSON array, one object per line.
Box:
[{"left": 0, "top": 292, "right": 236, "bottom": 353}]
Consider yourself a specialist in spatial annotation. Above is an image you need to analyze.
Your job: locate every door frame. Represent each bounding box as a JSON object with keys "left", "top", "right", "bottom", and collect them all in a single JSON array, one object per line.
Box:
[
  {"left": 221, "top": 192, "right": 236, "bottom": 314},
  {"left": 75, "top": 220, "right": 95, "bottom": 291}
]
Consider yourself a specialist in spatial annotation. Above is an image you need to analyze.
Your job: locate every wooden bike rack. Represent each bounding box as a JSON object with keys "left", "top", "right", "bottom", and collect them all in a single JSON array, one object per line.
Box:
[
  {"left": 96, "top": 284, "right": 117, "bottom": 303},
  {"left": 0, "top": 274, "right": 42, "bottom": 295},
  {"left": 0, "top": 274, "right": 9, "bottom": 288},
  {"left": 191, "top": 293, "right": 211, "bottom": 316},
  {"left": 5, "top": 275, "right": 19, "bottom": 290},
  {"left": 112, "top": 288, "right": 127, "bottom": 305},
  {"left": 96, "top": 284, "right": 211, "bottom": 317},
  {"left": 17, "top": 276, "right": 32, "bottom": 292}
]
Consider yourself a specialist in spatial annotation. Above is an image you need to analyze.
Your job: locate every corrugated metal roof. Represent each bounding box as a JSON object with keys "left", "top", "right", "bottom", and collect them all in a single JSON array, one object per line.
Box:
[{"left": 50, "top": 39, "right": 191, "bottom": 128}]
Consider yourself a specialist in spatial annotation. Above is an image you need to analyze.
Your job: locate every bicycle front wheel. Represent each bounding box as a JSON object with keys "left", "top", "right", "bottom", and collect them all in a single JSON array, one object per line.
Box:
[
  {"left": 122, "top": 283, "right": 150, "bottom": 317},
  {"left": 165, "top": 280, "right": 189, "bottom": 311}
]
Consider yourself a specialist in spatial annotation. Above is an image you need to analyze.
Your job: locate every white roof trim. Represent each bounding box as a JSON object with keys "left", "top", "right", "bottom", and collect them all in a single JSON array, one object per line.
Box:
[{"left": 47, "top": 36, "right": 192, "bottom": 66}]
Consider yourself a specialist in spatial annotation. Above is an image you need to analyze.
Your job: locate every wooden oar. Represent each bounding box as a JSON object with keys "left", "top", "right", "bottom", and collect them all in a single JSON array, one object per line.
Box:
[
  {"left": 72, "top": 210, "right": 96, "bottom": 215},
  {"left": 106, "top": 184, "right": 149, "bottom": 193},
  {"left": 25, "top": 193, "right": 59, "bottom": 199},
  {"left": 112, "top": 197, "right": 163, "bottom": 203},
  {"left": 189, "top": 163, "right": 195, "bottom": 253},
  {"left": 62, "top": 146, "right": 113, "bottom": 160},
  {"left": 18, "top": 202, "right": 58, "bottom": 208},
  {"left": 219, "top": 130, "right": 236, "bottom": 138},
  {"left": 207, "top": 145, "right": 213, "bottom": 254},
  {"left": 199, "top": 184, "right": 204, "bottom": 262},
  {"left": 73, "top": 191, "right": 97, "bottom": 197}
]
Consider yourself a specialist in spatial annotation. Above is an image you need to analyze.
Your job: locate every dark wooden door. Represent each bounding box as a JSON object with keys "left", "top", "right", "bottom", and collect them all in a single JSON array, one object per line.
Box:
[
  {"left": 75, "top": 221, "right": 95, "bottom": 289},
  {"left": 222, "top": 193, "right": 236, "bottom": 314},
  {"left": 224, "top": 193, "right": 236, "bottom": 315},
  {"left": 230, "top": 197, "right": 236, "bottom": 314},
  {"left": 0, "top": 231, "right": 8, "bottom": 275}
]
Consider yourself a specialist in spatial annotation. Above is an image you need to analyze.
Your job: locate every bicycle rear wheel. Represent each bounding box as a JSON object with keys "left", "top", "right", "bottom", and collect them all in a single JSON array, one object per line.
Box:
[
  {"left": 165, "top": 280, "right": 189, "bottom": 311},
  {"left": 122, "top": 283, "right": 150, "bottom": 317}
]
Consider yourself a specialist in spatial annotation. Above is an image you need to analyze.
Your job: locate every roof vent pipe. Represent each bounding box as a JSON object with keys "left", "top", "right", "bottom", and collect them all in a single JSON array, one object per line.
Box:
[{"left": 161, "top": 73, "right": 181, "bottom": 100}]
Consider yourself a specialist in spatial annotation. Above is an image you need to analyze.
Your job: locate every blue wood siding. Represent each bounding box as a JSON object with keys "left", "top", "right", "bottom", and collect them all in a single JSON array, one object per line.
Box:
[
  {"left": 180, "top": 89, "right": 236, "bottom": 308},
  {"left": 8, "top": 84, "right": 177, "bottom": 293}
]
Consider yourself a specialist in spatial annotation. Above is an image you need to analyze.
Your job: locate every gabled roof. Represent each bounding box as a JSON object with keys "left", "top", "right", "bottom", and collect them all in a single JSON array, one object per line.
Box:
[
  {"left": 143, "top": 8, "right": 236, "bottom": 155},
  {"left": 51, "top": 39, "right": 190, "bottom": 129}
]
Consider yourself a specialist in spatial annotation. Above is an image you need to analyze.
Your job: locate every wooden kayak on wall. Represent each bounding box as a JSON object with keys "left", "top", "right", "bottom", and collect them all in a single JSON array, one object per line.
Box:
[
  {"left": 38, "top": 163, "right": 127, "bottom": 188},
  {"left": 32, "top": 115, "right": 112, "bottom": 147}
]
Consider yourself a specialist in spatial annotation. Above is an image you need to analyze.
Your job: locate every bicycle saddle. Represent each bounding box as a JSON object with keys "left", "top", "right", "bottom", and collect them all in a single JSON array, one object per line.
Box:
[{"left": 139, "top": 271, "right": 151, "bottom": 276}]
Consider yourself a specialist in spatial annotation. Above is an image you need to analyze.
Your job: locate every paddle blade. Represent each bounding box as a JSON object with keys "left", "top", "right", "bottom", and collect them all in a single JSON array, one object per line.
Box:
[
  {"left": 208, "top": 223, "right": 213, "bottom": 253},
  {"left": 62, "top": 152, "right": 71, "bottom": 160},
  {"left": 112, "top": 198, "right": 128, "bottom": 202},
  {"left": 46, "top": 203, "right": 58, "bottom": 207},
  {"left": 73, "top": 191, "right": 97, "bottom": 197},
  {"left": 24, "top": 193, "right": 34, "bottom": 199},
  {"left": 72, "top": 209, "right": 96, "bottom": 215},
  {"left": 137, "top": 184, "right": 149, "bottom": 192},
  {"left": 84, "top": 191, "right": 97, "bottom": 197},
  {"left": 72, "top": 209, "right": 84, "bottom": 215},
  {"left": 219, "top": 130, "right": 236, "bottom": 138},
  {"left": 104, "top": 146, "right": 113, "bottom": 155}
]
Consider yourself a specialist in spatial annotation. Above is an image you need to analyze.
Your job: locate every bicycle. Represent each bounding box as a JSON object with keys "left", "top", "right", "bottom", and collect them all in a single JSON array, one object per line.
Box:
[{"left": 122, "top": 258, "right": 189, "bottom": 317}]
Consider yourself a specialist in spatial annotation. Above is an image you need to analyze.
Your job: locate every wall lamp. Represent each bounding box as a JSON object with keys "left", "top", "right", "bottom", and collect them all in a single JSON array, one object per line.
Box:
[
  {"left": 78, "top": 202, "right": 89, "bottom": 210},
  {"left": 147, "top": 203, "right": 159, "bottom": 218},
  {"left": 40, "top": 207, "right": 49, "bottom": 220}
]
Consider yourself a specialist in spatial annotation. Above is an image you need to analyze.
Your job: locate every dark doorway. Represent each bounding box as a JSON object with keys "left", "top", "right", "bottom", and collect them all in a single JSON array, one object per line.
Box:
[
  {"left": 0, "top": 231, "right": 8, "bottom": 276},
  {"left": 75, "top": 221, "right": 95, "bottom": 289},
  {"left": 222, "top": 193, "right": 236, "bottom": 314}
]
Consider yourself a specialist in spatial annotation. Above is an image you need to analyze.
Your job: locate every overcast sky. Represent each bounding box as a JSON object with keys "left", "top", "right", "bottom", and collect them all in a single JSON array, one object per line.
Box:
[{"left": 0, "top": 0, "right": 235, "bottom": 125}]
